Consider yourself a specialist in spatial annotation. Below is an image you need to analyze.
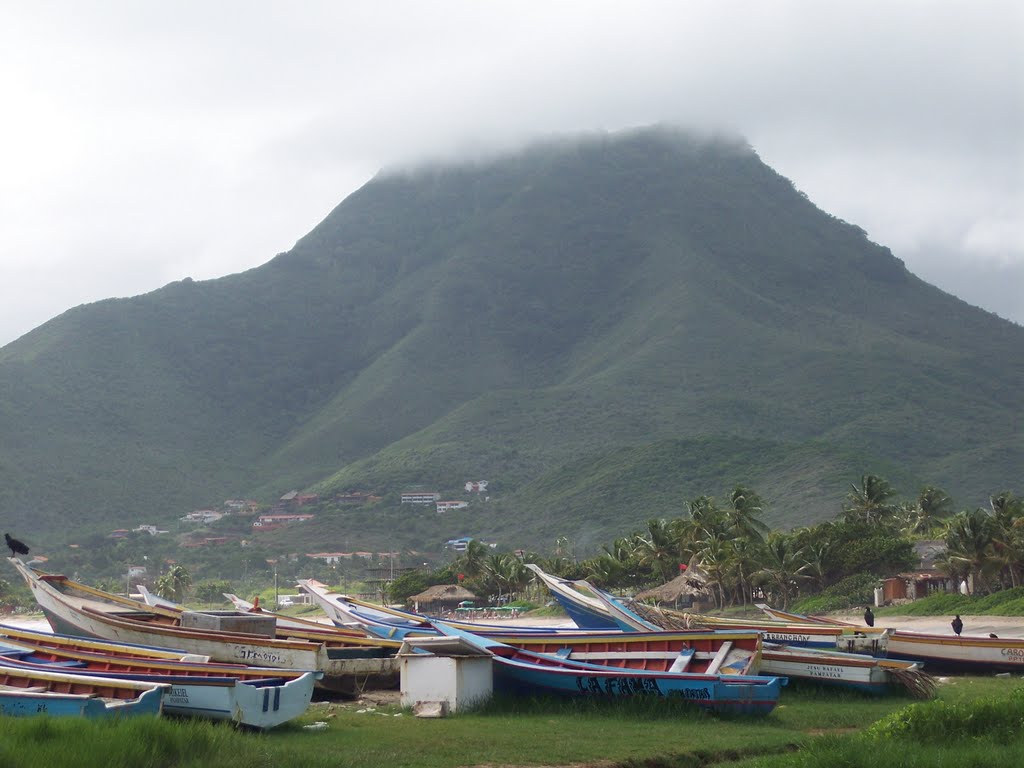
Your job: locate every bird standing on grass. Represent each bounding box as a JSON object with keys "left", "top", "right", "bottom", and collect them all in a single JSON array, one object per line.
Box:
[{"left": 5, "top": 533, "right": 29, "bottom": 558}]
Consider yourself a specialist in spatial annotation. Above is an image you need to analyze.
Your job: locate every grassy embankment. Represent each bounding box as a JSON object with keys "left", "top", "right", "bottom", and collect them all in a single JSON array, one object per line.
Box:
[
  {"left": 1, "top": 677, "right": 1022, "bottom": 768},
  {"left": 875, "top": 585, "right": 1024, "bottom": 618}
]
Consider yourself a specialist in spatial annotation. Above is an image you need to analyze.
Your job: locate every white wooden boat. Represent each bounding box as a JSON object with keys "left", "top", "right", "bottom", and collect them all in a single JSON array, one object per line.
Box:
[
  {"left": 757, "top": 602, "right": 1024, "bottom": 673},
  {"left": 0, "top": 633, "right": 319, "bottom": 728},
  {"left": 758, "top": 644, "right": 934, "bottom": 697},
  {"left": 8, "top": 558, "right": 399, "bottom": 694},
  {"left": 886, "top": 630, "right": 1024, "bottom": 672}
]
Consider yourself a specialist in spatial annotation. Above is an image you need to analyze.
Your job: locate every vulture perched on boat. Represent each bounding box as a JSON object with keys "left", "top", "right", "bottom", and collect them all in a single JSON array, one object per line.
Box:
[{"left": 5, "top": 533, "right": 29, "bottom": 558}]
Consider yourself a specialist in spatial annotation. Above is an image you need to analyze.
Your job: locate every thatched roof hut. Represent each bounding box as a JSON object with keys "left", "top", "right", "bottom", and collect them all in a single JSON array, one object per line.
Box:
[
  {"left": 634, "top": 565, "right": 712, "bottom": 610},
  {"left": 409, "top": 584, "right": 477, "bottom": 613}
]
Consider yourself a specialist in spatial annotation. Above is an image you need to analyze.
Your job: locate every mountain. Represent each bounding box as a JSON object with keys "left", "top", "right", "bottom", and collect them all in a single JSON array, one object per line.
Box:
[{"left": 1, "top": 126, "right": 1021, "bottom": 555}]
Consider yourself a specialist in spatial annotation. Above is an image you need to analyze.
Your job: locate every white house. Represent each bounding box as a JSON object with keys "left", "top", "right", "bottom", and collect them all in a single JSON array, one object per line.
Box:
[
  {"left": 306, "top": 552, "right": 347, "bottom": 565},
  {"left": 436, "top": 500, "right": 469, "bottom": 513},
  {"left": 464, "top": 481, "right": 489, "bottom": 492},
  {"left": 402, "top": 492, "right": 441, "bottom": 505},
  {"left": 133, "top": 524, "right": 169, "bottom": 535},
  {"left": 180, "top": 510, "right": 225, "bottom": 524}
]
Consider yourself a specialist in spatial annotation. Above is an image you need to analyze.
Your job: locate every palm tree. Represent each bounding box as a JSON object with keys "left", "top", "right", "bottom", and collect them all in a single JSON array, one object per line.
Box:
[
  {"left": 725, "top": 536, "right": 764, "bottom": 609},
  {"left": 903, "top": 486, "right": 953, "bottom": 536},
  {"left": 843, "top": 474, "right": 897, "bottom": 524},
  {"left": 697, "top": 535, "right": 731, "bottom": 610},
  {"left": 482, "top": 553, "right": 528, "bottom": 602},
  {"left": 754, "top": 533, "right": 811, "bottom": 609},
  {"left": 155, "top": 565, "right": 192, "bottom": 604},
  {"left": 942, "top": 508, "right": 1000, "bottom": 594},
  {"left": 636, "top": 519, "right": 683, "bottom": 583},
  {"left": 724, "top": 486, "right": 769, "bottom": 542},
  {"left": 988, "top": 492, "right": 1024, "bottom": 588},
  {"left": 457, "top": 540, "right": 489, "bottom": 580}
]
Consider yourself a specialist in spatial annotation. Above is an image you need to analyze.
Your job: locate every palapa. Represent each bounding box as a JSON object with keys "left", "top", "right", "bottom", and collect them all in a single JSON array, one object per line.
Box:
[
  {"left": 409, "top": 584, "right": 478, "bottom": 613},
  {"left": 633, "top": 567, "right": 712, "bottom": 608}
]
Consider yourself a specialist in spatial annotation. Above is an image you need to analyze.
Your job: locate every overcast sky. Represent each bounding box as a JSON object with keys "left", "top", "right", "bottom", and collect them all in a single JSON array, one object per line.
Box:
[{"left": 1, "top": 1, "right": 1021, "bottom": 346}]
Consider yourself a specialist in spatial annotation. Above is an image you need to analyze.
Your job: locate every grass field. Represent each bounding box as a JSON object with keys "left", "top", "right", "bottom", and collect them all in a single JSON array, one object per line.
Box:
[{"left": 0, "top": 675, "right": 1021, "bottom": 768}]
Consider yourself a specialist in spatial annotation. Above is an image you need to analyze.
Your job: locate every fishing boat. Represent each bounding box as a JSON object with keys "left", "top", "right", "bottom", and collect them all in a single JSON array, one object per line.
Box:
[
  {"left": 491, "top": 627, "right": 762, "bottom": 675},
  {"left": 757, "top": 603, "right": 1024, "bottom": 673},
  {"left": 524, "top": 563, "right": 889, "bottom": 654},
  {"left": 293, "top": 583, "right": 764, "bottom": 675},
  {"left": 0, "top": 665, "right": 166, "bottom": 718},
  {"left": 0, "top": 634, "right": 319, "bottom": 728},
  {"left": 576, "top": 578, "right": 932, "bottom": 695},
  {"left": 143, "top": 585, "right": 362, "bottom": 637},
  {"left": 523, "top": 564, "right": 621, "bottom": 629},
  {"left": 8, "top": 558, "right": 400, "bottom": 694},
  {"left": 0, "top": 621, "right": 210, "bottom": 663},
  {"left": 295, "top": 579, "right": 589, "bottom": 640},
  {"left": 657, "top": 612, "right": 887, "bottom": 654},
  {"left": 426, "top": 624, "right": 786, "bottom": 715},
  {"left": 885, "top": 630, "right": 1024, "bottom": 672},
  {"left": 758, "top": 643, "right": 934, "bottom": 697},
  {"left": 756, "top": 604, "right": 855, "bottom": 625}
]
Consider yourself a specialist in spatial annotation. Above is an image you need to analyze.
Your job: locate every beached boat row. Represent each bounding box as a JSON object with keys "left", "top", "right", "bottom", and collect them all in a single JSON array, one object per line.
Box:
[
  {"left": 19, "top": 556, "right": 1023, "bottom": 720},
  {"left": 0, "top": 558, "right": 347, "bottom": 726},
  {"left": 7, "top": 559, "right": 792, "bottom": 717},
  {"left": 524, "top": 563, "right": 1024, "bottom": 681}
]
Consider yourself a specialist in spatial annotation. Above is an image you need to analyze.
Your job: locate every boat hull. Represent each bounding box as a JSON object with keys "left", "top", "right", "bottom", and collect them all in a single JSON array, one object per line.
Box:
[
  {"left": 0, "top": 666, "right": 166, "bottom": 718},
  {"left": 886, "top": 630, "right": 1024, "bottom": 672}
]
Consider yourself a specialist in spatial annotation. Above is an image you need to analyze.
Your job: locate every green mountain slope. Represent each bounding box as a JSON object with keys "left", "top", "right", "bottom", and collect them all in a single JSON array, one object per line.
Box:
[{"left": 1, "top": 126, "right": 1020, "bottom": 552}]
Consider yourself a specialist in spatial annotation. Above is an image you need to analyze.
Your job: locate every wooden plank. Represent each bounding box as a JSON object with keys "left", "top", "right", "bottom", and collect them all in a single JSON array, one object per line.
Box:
[
  {"left": 669, "top": 649, "right": 694, "bottom": 673},
  {"left": 704, "top": 641, "right": 733, "bottom": 675}
]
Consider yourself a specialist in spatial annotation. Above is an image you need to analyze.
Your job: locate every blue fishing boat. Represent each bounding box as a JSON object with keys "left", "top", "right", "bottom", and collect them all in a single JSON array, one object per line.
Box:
[
  {"left": 523, "top": 565, "right": 621, "bottom": 629},
  {"left": 0, "top": 665, "right": 166, "bottom": 718},
  {"left": 0, "top": 637, "right": 319, "bottom": 728},
  {"left": 431, "top": 623, "right": 785, "bottom": 715}
]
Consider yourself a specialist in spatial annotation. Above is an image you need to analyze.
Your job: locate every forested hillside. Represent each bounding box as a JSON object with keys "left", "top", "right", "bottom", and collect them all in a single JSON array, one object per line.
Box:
[{"left": 1, "top": 126, "right": 1020, "bottom": 555}]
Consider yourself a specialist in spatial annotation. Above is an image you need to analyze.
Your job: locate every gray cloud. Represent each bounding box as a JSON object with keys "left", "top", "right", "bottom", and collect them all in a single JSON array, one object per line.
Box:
[{"left": 1, "top": 1, "right": 1021, "bottom": 345}]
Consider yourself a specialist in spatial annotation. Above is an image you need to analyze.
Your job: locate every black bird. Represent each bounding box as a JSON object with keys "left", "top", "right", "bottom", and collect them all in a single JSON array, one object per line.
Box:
[
  {"left": 4, "top": 533, "right": 29, "bottom": 558},
  {"left": 863, "top": 607, "right": 875, "bottom": 627}
]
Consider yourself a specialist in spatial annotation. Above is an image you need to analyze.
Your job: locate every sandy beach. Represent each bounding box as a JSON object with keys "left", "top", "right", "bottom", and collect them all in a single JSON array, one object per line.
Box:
[
  {"left": 831, "top": 612, "right": 1024, "bottom": 637},
  {"left": 0, "top": 615, "right": 51, "bottom": 632}
]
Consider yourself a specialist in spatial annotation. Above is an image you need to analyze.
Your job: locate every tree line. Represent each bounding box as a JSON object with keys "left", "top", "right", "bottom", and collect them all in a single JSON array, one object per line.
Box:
[{"left": 388, "top": 476, "right": 1022, "bottom": 611}]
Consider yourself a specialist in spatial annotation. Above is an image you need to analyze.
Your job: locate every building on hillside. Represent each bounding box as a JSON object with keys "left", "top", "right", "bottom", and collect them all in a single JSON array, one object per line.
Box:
[
  {"left": 224, "top": 499, "right": 260, "bottom": 513},
  {"left": 401, "top": 492, "right": 440, "bottom": 505},
  {"left": 133, "top": 524, "right": 168, "bottom": 536},
  {"left": 252, "top": 513, "right": 315, "bottom": 531},
  {"left": 181, "top": 510, "right": 225, "bottom": 524},
  {"left": 446, "top": 537, "right": 473, "bottom": 552},
  {"left": 306, "top": 552, "right": 348, "bottom": 565},
  {"left": 295, "top": 493, "right": 320, "bottom": 506},
  {"left": 436, "top": 500, "right": 469, "bottom": 513},
  {"left": 464, "top": 481, "right": 489, "bottom": 493}
]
